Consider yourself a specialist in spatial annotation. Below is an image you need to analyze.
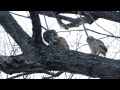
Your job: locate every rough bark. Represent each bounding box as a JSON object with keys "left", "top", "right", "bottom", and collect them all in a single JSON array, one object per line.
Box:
[
  {"left": 29, "top": 11, "right": 43, "bottom": 44},
  {"left": 0, "top": 11, "right": 33, "bottom": 53},
  {"left": 0, "top": 48, "right": 120, "bottom": 79}
]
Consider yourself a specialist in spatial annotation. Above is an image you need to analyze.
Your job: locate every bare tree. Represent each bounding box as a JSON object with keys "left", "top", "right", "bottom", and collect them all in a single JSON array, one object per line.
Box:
[{"left": 0, "top": 11, "right": 120, "bottom": 79}]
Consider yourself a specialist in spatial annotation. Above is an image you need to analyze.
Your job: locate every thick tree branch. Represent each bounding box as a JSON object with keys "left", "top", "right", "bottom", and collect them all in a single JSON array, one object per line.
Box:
[
  {"left": 0, "top": 47, "right": 120, "bottom": 79},
  {"left": 88, "top": 11, "right": 120, "bottom": 23},
  {"left": 0, "top": 11, "right": 32, "bottom": 53},
  {"left": 39, "top": 11, "right": 120, "bottom": 23},
  {"left": 29, "top": 11, "right": 43, "bottom": 45},
  {"left": 51, "top": 11, "right": 81, "bottom": 29},
  {"left": 55, "top": 11, "right": 120, "bottom": 23},
  {"left": 38, "top": 11, "right": 78, "bottom": 22},
  {"left": 38, "top": 11, "right": 93, "bottom": 29}
]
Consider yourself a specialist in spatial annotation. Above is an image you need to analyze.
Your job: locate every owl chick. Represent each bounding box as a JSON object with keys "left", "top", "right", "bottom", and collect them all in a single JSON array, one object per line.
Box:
[
  {"left": 43, "top": 30, "right": 69, "bottom": 50},
  {"left": 43, "top": 30, "right": 58, "bottom": 45},
  {"left": 52, "top": 36, "right": 69, "bottom": 50},
  {"left": 87, "top": 36, "right": 107, "bottom": 56}
]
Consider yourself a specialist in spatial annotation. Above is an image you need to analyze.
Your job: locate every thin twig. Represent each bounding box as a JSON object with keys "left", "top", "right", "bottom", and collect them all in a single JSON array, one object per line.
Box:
[
  {"left": 7, "top": 72, "right": 33, "bottom": 79},
  {"left": 42, "top": 71, "right": 63, "bottom": 79},
  {"left": 78, "top": 11, "right": 89, "bottom": 37},
  {"left": 41, "top": 25, "right": 48, "bottom": 31},
  {"left": 84, "top": 11, "right": 114, "bottom": 36},
  {"left": 43, "top": 12, "right": 49, "bottom": 29},
  {"left": 10, "top": 11, "right": 48, "bottom": 31},
  {"left": 57, "top": 29, "right": 120, "bottom": 38},
  {"left": 10, "top": 12, "right": 30, "bottom": 18},
  {"left": 50, "top": 11, "right": 63, "bottom": 28}
]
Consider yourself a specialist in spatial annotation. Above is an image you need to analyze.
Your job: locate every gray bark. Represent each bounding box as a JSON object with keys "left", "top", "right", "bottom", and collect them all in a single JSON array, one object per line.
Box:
[
  {"left": 0, "top": 11, "right": 33, "bottom": 53},
  {"left": 0, "top": 48, "right": 120, "bottom": 79}
]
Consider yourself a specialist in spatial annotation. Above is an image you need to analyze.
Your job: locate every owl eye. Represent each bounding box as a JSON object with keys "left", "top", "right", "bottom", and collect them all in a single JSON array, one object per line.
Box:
[{"left": 87, "top": 37, "right": 90, "bottom": 40}]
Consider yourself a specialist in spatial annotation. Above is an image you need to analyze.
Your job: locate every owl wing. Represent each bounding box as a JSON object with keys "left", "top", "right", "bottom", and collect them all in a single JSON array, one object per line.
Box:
[
  {"left": 95, "top": 39, "right": 104, "bottom": 45},
  {"left": 95, "top": 39, "right": 107, "bottom": 52},
  {"left": 53, "top": 36, "right": 69, "bottom": 50}
]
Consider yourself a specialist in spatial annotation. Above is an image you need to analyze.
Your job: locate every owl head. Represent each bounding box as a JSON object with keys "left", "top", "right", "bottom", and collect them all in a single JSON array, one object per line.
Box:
[
  {"left": 43, "top": 30, "right": 58, "bottom": 44},
  {"left": 86, "top": 36, "right": 95, "bottom": 42}
]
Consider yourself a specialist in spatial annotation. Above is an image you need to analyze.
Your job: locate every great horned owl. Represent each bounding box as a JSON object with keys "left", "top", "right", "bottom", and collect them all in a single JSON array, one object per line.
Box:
[
  {"left": 87, "top": 36, "right": 107, "bottom": 56},
  {"left": 43, "top": 30, "right": 69, "bottom": 50},
  {"left": 43, "top": 30, "right": 58, "bottom": 45},
  {"left": 52, "top": 36, "right": 69, "bottom": 50}
]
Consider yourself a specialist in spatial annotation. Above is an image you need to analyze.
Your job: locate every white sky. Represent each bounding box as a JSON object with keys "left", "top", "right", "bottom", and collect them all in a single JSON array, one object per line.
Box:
[{"left": 0, "top": 11, "right": 120, "bottom": 79}]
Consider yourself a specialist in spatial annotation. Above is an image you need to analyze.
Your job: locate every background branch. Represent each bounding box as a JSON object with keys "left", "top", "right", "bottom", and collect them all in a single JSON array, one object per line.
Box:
[
  {"left": 0, "top": 11, "right": 32, "bottom": 53},
  {"left": 29, "top": 11, "right": 43, "bottom": 46},
  {"left": 38, "top": 11, "right": 120, "bottom": 23}
]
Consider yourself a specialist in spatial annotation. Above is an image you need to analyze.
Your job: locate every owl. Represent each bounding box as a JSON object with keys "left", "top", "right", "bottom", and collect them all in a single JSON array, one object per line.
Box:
[
  {"left": 87, "top": 36, "right": 107, "bottom": 56},
  {"left": 52, "top": 36, "right": 69, "bottom": 50},
  {"left": 43, "top": 30, "right": 58, "bottom": 45},
  {"left": 43, "top": 30, "right": 69, "bottom": 50}
]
